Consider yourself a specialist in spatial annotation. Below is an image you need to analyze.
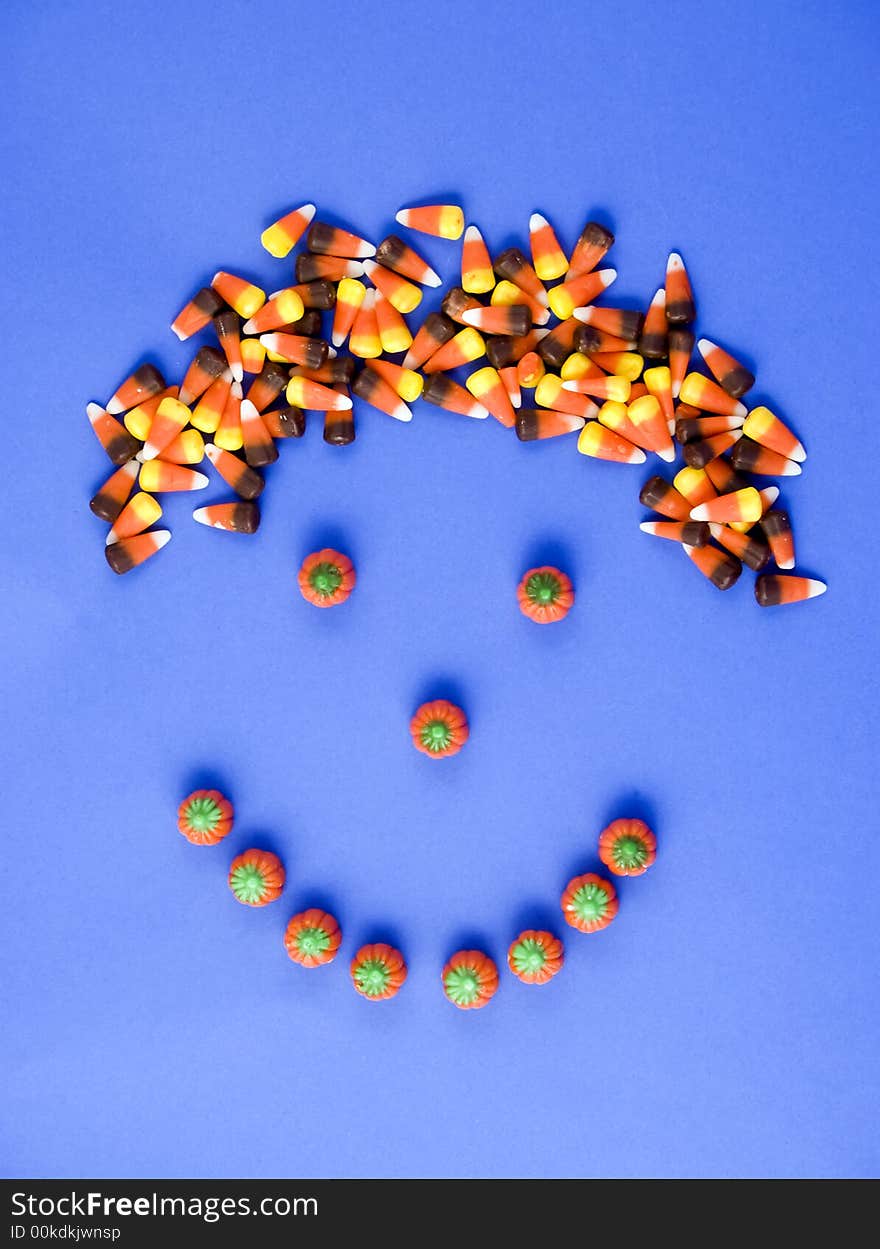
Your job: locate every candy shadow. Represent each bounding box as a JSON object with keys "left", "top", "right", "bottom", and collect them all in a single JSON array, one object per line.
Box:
[
  {"left": 297, "top": 520, "right": 358, "bottom": 564},
  {"left": 509, "top": 899, "right": 563, "bottom": 938},
  {"left": 179, "top": 764, "right": 235, "bottom": 797},
  {"left": 356, "top": 920, "right": 407, "bottom": 952},
  {"left": 444, "top": 927, "right": 497, "bottom": 961},
  {"left": 232, "top": 828, "right": 290, "bottom": 865},
  {"left": 411, "top": 673, "right": 473, "bottom": 724},
  {"left": 598, "top": 789, "right": 660, "bottom": 835},
  {"left": 520, "top": 535, "right": 579, "bottom": 581},
  {"left": 288, "top": 884, "right": 345, "bottom": 922}
]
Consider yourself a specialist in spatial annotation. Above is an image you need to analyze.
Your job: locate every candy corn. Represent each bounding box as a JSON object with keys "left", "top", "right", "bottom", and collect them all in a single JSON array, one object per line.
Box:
[
  {"left": 639, "top": 520, "right": 711, "bottom": 546},
  {"left": 106, "top": 492, "right": 162, "bottom": 544},
  {"left": 686, "top": 434, "right": 742, "bottom": 472},
  {"left": 627, "top": 394, "right": 675, "bottom": 462},
  {"left": 348, "top": 288, "right": 382, "bottom": 358},
  {"left": 260, "top": 202, "right": 315, "bottom": 258},
  {"left": 106, "top": 364, "right": 165, "bottom": 415},
  {"left": 673, "top": 466, "right": 717, "bottom": 507},
  {"left": 550, "top": 268, "right": 616, "bottom": 321},
  {"left": 568, "top": 221, "right": 614, "bottom": 278},
  {"left": 638, "top": 289, "right": 667, "bottom": 359},
  {"left": 499, "top": 365, "right": 521, "bottom": 409},
  {"left": 374, "top": 293, "right": 413, "bottom": 355},
  {"left": 214, "top": 309, "right": 243, "bottom": 382},
  {"left": 179, "top": 346, "right": 227, "bottom": 406},
  {"left": 422, "top": 375, "right": 489, "bottom": 419},
  {"left": 191, "top": 372, "right": 232, "bottom": 434},
  {"left": 588, "top": 350, "right": 644, "bottom": 381},
  {"left": 402, "top": 312, "right": 456, "bottom": 369},
  {"left": 245, "top": 361, "right": 288, "bottom": 413},
  {"left": 286, "top": 375, "right": 353, "bottom": 411},
  {"left": 212, "top": 271, "right": 265, "bottom": 320},
  {"left": 690, "top": 487, "right": 763, "bottom": 525},
  {"left": 396, "top": 203, "right": 464, "bottom": 239},
  {"left": 704, "top": 455, "right": 751, "bottom": 497},
  {"left": 709, "top": 523, "right": 771, "bottom": 571},
  {"left": 730, "top": 439, "right": 802, "bottom": 477},
  {"left": 597, "top": 400, "right": 644, "bottom": 447},
  {"left": 215, "top": 380, "right": 243, "bottom": 451},
  {"left": 258, "top": 332, "right": 328, "bottom": 369},
  {"left": 422, "top": 326, "right": 485, "bottom": 374},
  {"left": 529, "top": 212, "right": 568, "bottom": 282},
  {"left": 352, "top": 368, "right": 412, "bottom": 422},
  {"left": 516, "top": 351, "right": 545, "bottom": 390},
  {"left": 295, "top": 253, "right": 364, "bottom": 283},
  {"left": 575, "top": 306, "right": 644, "bottom": 343},
  {"left": 332, "top": 277, "right": 366, "bottom": 348},
  {"left": 490, "top": 279, "right": 548, "bottom": 325},
  {"left": 537, "top": 318, "right": 581, "bottom": 369},
  {"left": 665, "top": 252, "right": 695, "bottom": 324},
  {"left": 365, "top": 359, "right": 423, "bottom": 403},
  {"left": 262, "top": 406, "right": 305, "bottom": 439},
  {"left": 291, "top": 279, "right": 336, "bottom": 309},
  {"left": 138, "top": 461, "right": 208, "bottom": 493},
  {"left": 90, "top": 459, "right": 139, "bottom": 523},
  {"left": 742, "top": 406, "right": 806, "bottom": 463},
  {"left": 204, "top": 443, "right": 264, "bottom": 500},
  {"left": 142, "top": 396, "right": 191, "bottom": 461},
  {"left": 465, "top": 366, "right": 516, "bottom": 427},
  {"left": 289, "top": 358, "right": 354, "bottom": 385},
  {"left": 239, "top": 398, "right": 278, "bottom": 467},
  {"left": 123, "top": 387, "right": 178, "bottom": 441},
  {"left": 105, "top": 530, "right": 170, "bottom": 575},
  {"left": 154, "top": 427, "right": 204, "bottom": 465},
  {"left": 643, "top": 365, "right": 675, "bottom": 431},
  {"left": 679, "top": 372, "right": 747, "bottom": 418},
  {"left": 87, "top": 403, "right": 141, "bottom": 465},
  {"left": 241, "top": 288, "right": 306, "bottom": 334},
  {"left": 535, "top": 374, "right": 597, "bottom": 420},
  {"left": 442, "top": 286, "right": 482, "bottom": 325},
  {"left": 676, "top": 412, "right": 744, "bottom": 443},
  {"left": 516, "top": 410, "right": 585, "bottom": 441},
  {"left": 697, "top": 338, "right": 755, "bottom": 398},
  {"left": 171, "top": 286, "right": 224, "bottom": 341},
  {"left": 487, "top": 329, "right": 545, "bottom": 369},
  {"left": 494, "top": 247, "right": 548, "bottom": 306},
  {"left": 324, "top": 402, "right": 356, "bottom": 446},
  {"left": 760, "top": 508, "right": 795, "bottom": 569},
  {"left": 668, "top": 328, "right": 694, "bottom": 398},
  {"left": 755, "top": 575, "right": 826, "bottom": 607},
  {"left": 460, "top": 304, "right": 530, "bottom": 337},
  {"left": 460, "top": 224, "right": 495, "bottom": 293},
  {"left": 362, "top": 260, "right": 422, "bottom": 313},
  {"left": 684, "top": 543, "right": 742, "bottom": 590},
  {"left": 639, "top": 476, "right": 691, "bottom": 520},
  {"left": 577, "top": 423, "right": 645, "bottom": 463},
  {"left": 306, "top": 221, "right": 375, "bottom": 259},
  {"left": 375, "top": 235, "right": 441, "bottom": 287},
  {"left": 193, "top": 501, "right": 260, "bottom": 534}
]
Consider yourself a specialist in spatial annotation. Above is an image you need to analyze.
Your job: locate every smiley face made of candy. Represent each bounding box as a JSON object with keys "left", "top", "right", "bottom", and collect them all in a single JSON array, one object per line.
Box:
[{"left": 90, "top": 196, "right": 826, "bottom": 1007}]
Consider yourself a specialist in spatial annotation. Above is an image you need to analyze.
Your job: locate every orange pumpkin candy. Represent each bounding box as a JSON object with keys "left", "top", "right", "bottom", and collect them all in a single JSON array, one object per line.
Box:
[
  {"left": 442, "top": 949, "right": 499, "bottom": 1009},
  {"left": 507, "top": 930, "right": 564, "bottom": 984},
  {"left": 517, "top": 565, "right": 574, "bottom": 623},
  {"left": 598, "top": 817, "right": 657, "bottom": 877},
  {"left": 350, "top": 942, "right": 407, "bottom": 1000},
  {"left": 561, "top": 872, "right": 619, "bottom": 933},
  {"left": 298, "top": 547, "right": 356, "bottom": 607},
  {"left": 228, "top": 848, "right": 285, "bottom": 907},
  {"left": 177, "top": 789, "right": 233, "bottom": 845},
  {"left": 284, "top": 908, "right": 342, "bottom": 967},
  {"left": 409, "top": 699, "right": 469, "bottom": 758}
]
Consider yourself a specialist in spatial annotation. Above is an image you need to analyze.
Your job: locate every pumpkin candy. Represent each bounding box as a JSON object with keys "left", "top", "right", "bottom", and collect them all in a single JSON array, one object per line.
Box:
[
  {"left": 409, "top": 699, "right": 469, "bottom": 758},
  {"left": 507, "top": 930, "right": 564, "bottom": 984},
  {"left": 561, "top": 872, "right": 619, "bottom": 933},
  {"left": 298, "top": 547, "right": 356, "bottom": 607},
  {"left": 598, "top": 817, "right": 657, "bottom": 877},
  {"left": 350, "top": 942, "right": 407, "bottom": 1000},
  {"left": 177, "top": 789, "right": 233, "bottom": 845},
  {"left": 516, "top": 565, "right": 574, "bottom": 623},
  {"left": 228, "top": 848, "right": 285, "bottom": 907},
  {"left": 284, "top": 908, "right": 342, "bottom": 967},
  {"left": 442, "top": 949, "right": 499, "bottom": 1009}
]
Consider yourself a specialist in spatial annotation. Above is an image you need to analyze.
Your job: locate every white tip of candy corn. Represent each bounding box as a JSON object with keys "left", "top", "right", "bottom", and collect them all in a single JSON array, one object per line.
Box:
[
  {"left": 779, "top": 459, "right": 802, "bottom": 476},
  {"left": 230, "top": 363, "right": 243, "bottom": 383},
  {"left": 204, "top": 443, "right": 221, "bottom": 465},
  {"left": 790, "top": 440, "right": 807, "bottom": 463},
  {"left": 697, "top": 337, "right": 716, "bottom": 357},
  {"left": 87, "top": 402, "right": 107, "bottom": 425},
  {"left": 667, "top": 252, "right": 685, "bottom": 274},
  {"left": 803, "top": 579, "right": 827, "bottom": 598},
  {"left": 529, "top": 212, "right": 549, "bottom": 232},
  {"left": 598, "top": 267, "right": 617, "bottom": 288},
  {"left": 239, "top": 399, "right": 259, "bottom": 421},
  {"left": 657, "top": 444, "right": 677, "bottom": 463},
  {"left": 639, "top": 522, "right": 660, "bottom": 534},
  {"left": 762, "top": 486, "right": 780, "bottom": 508}
]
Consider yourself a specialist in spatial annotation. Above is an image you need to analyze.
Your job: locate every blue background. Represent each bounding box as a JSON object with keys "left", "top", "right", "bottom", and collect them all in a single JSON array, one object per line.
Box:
[{"left": 2, "top": 0, "right": 878, "bottom": 1179}]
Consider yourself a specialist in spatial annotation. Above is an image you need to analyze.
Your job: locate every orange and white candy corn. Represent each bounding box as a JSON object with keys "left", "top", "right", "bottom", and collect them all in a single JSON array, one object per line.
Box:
[
  {"left": 87, "top": 403, "right": 141, "bottom": 466},
  {"left": 562, "top": 374, "right": 630, "bottom": 402},
  {"left": 535, "top": 374, "right": 597, "bottom": 420},
  {"left": 460, "top": 224, "right": 494, "bottom": 293},
  {"left": 697, "top": 337, "right": 755, "bottom": 399},
  {"left": 461, "top": 304, "right": 531, "bottom": 337},
  {"left": 204, "top": 443, "right": 264, "bottom": 500},
  {"left": 106, "top": 364, "right": 165, "bottom": 415},
  {"left": 638, "top": 287, "right": 668, "bottom": 360},
  {"left": 171, "top": 287, "right": 224, "bottom": 341},
  {"left": 260, "top": 202, "right": 316, "bottom": 258},
  {"left": 179, "top": 346, "right": 227, "bottom": 406},
  {"left": 375, "top": 235, "right": 441, "bottom": 287},
  {"left": 422, "top": 375, "right": 488, "bottom": 419},
  {"left": 516, "top": 409, "right": 584, "bottom": 441},
  {"left": 665, "top": 252, "right": 695, "bottom": 324},
  {"left": 193, "top": 502, "right": 260, "bottom": 534},
  {"left": 568, "top": 220, "right": 614, "bottom": 278},
  {"left": 731, "top": 439, "right": 802, "bottom": 477},
  {"left": 499, "top": 365, "right": 521, "bottom": 410},
  {"left": 90, "top": 459, "right": 139, "bottom": 523},
  {"left": 240, "top": 398, "right": 278, "bottom": 468},
  {"left": 352, "top": 369, "right": 412, "bottom": 423},
  {"left": 396, "top": 203, "right": 464, "bottom": 239},
  {"left": 642, "top": 366, "right": 675, "bottom": 432},
  {"left": 307, "top": 221, "right": 376, "bottom": 259},
  {"left": 755, "top": 575, "right": 826, "bottom": 608}
]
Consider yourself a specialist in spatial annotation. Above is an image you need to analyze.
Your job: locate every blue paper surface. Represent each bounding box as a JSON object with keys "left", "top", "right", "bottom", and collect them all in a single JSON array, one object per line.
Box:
[{"left": 2, "top": 0, "right": 878, "bottom": 1178}]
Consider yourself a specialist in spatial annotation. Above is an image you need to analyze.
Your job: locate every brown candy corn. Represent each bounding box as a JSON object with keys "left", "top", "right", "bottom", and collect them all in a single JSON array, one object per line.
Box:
[
  {"left": 755, "top": 575, "right": 826, "bottom": 607},
  {"left": 89, "top": 460, "right": 139, "bottom": 523},
  {"left": 306, "top": 221, "right": 375, "bottom": 259},
  {"left": 730, "top": 439, "right": 802, "bottom": 477},
  {"left": 684, "top": 543, "right": 742, "bottom": 590},
  {"left": 708, "top": 524, "right": 770, "bottom": 571},
  {"left": 639, "top": 520, "right": 711, "bottom": 546},
  {"left": 193, "top": 502, "right": 260, "bottom": 534},
  {"left": 568, "top": 220, "right": 614, "bottom": 278},
  {"left": 639, "top": 476, "right": 692, "bottom": 521},
  {"left": 105, "top": 530, "right": 171, "bottom": 575},
  {"left": 87, "top": 403, "right": 141, "bottom": 466},
  {"left": 205, "top": 443, "right": 264, "bottom": 500},
  {"left": 665, "top": 252, "right": 695, "bottom": 324},
  {"left": 697, "top": 338, "right": 755, "bottom": 399},
  {"left": 760, "top": 508, "right": 796, "bottom": 570},
  {"left": 516, "top": 409, "right": 585, "bottom": 441},
  {"left": 403, "top": 313, "right": 457, "bottom": 370}
]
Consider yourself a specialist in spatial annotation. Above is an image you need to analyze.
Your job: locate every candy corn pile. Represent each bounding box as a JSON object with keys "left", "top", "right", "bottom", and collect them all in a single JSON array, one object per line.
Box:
[{"left": 88, "top": 199, "right": 824, "bottom": 606}]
